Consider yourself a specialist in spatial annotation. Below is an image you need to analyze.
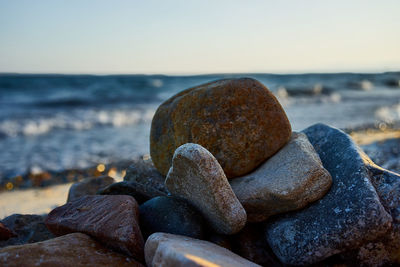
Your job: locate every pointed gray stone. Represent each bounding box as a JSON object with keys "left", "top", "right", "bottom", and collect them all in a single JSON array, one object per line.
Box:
[
  {"left": 265, "top": 123, "right": 392, "bottom": 266},
  {"left": 165, "top": 143, "right": 246, "bottom": 235}
]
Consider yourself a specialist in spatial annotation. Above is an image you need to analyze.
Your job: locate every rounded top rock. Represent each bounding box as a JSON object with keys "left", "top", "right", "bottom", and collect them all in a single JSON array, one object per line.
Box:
[{"left": 150, "top": 78, "right": 292, "bottom": 178}]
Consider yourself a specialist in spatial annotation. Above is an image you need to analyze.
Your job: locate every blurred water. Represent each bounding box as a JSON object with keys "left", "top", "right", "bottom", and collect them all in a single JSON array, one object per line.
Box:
[{"left": 1, "top": 72, "right": 400, "bottom": 181}]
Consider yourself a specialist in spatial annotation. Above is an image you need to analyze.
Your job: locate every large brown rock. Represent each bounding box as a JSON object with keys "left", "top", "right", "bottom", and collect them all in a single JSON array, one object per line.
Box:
[
  {"left": 145, "top": 232, "right": 260, "bottom": 267},
  {"left": 45, "top": 195, "right": 144, "bottom": 261},
  {"left": 150, "top": 78, "right": 291, "bottom": 178},
  {"left": 230, "top": 132, "right": 332, "bottom": 222},
  {"left": 0, "top": 233, "right": 143, "bottom": 267},
  {"left": 165, "top": 143, "right": 246, "bottom": 235}
]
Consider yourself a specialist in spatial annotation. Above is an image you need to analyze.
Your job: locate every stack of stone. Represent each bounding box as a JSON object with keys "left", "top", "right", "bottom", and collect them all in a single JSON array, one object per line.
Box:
[{"left": 1, "top": 78, "right": 399, "bottom": 267}]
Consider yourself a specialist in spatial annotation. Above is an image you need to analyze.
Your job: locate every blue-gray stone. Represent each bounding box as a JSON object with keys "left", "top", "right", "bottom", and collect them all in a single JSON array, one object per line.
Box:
[
  {"left": 139, "top": 196, "right": 205, "bottom": 239},
  {"left": 265, "top": 123, "right": 392, "bottom": 266},
  {"left": 353, "top": 163, "right": 400, "bottom": 266}
]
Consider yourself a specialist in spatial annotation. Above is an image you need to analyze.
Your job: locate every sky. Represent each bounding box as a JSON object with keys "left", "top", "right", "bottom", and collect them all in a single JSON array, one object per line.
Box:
[{"left": 0, "top": 0, "right": 399, "bottom": 74}]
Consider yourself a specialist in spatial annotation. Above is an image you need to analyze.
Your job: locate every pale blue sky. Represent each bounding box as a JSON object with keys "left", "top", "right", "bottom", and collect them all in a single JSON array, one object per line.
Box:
[{"left": 0, "top": 0, "right": 399, "bottom": 74}]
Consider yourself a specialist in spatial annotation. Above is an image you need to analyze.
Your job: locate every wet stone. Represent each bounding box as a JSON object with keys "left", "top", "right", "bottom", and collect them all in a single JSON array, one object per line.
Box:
[{"left": 45, "top": 195, "right": 144, "bottom": 261}]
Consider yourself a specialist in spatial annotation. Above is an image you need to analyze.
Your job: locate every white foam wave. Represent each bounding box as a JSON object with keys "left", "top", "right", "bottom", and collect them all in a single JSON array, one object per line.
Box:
[
  {"left": 0, "top": 108, "right": 155, "bottom": 137},
  {"left": 375, "top": 103, "right": 400, "bottom": 124}
]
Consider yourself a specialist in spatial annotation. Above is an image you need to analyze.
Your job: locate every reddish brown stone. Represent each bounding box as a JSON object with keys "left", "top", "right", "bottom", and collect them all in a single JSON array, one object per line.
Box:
[
  {"left": 0, "top": 222, "right": 15, "bottom": 241},
  {"left": 45, "top": 195, "right": 144, "bottom": 261},
  {"left": 0, "top": 233, "right": 144, "bottom": 267},
  {"left": 150, "top": 78, "right": 292, "bottom": 178}
]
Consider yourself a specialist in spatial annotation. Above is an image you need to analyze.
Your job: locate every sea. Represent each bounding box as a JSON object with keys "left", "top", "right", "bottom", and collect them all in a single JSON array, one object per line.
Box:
[{"left": 1, "top": 72, "right": 400, "bottom": 184}]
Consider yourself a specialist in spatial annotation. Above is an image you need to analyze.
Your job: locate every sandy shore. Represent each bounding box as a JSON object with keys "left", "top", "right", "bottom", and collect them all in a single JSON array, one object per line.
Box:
[
  {"left": 0, "top": 174, "right": 124, "bottom": 219},
  {"left": 1, "top": 128, "right": 399, "bottom": 220},
  {"left": 0, "top": 183, "right": 73, "bottom": 218}
]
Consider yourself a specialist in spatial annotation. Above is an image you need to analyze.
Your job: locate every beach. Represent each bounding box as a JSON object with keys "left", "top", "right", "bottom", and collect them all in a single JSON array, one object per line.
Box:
[
  {"left": 0, "top": 124, "right": 399, "bottom": 219},
  {"left": 1, "top": 74, "right": 400, "bottom": 266},
  {"left": 1, "top": 72, "right": 400, "bottom": 217}
]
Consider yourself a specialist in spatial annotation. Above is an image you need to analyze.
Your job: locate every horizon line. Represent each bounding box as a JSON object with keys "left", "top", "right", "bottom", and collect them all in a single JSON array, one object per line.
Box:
[{"left": 1, "top": 68, "right": 399, "bottom": 77}]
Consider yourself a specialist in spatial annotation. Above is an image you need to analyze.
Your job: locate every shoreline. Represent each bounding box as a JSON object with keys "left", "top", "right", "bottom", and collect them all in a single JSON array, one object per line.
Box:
[{"left": 1, "top": 127, "right": 399, "bottom": 219}]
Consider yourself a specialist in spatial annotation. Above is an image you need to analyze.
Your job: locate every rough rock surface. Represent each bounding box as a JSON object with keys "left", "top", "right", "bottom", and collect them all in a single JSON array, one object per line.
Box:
[
  {"left": 165, "top": 143, "right": 246, "bottom": 235},
  {"left": 67, "top": 175, "right": 115, "bottom": 202},
  {"left": 124, "top": 158, "right": 168, "bottom": 194},
  {"left": 0, "top": 214, "right": 54, "bottom": 248},
  {"left": 232, "top": 224, "right": 282, "bottom": 267},
  {"left": 0, "top": 233, "right": 143, "bottom": 267},
  {"left": 150, "top": 78, "right": 292, "bottom": 178},
  {"left": 265, "top": 123, "right": 392, "bottom": 266},
  {"left": 98, "top": 181, "right": 166, "bottom": 204},
  {"left": 351, "top": 162, "right": 400, "bottom": 266},
  {"left": 139, "top": 196, "right": 205, "bottom": 239},
  {"left": 230, "top": 132, "right": 332, "bottom": 222},
  {"left": 45, "top": 195, "right": 144, "bottom": 261},
  {"left": 145, "top": 233, "right": 261, "bottom": 267}
]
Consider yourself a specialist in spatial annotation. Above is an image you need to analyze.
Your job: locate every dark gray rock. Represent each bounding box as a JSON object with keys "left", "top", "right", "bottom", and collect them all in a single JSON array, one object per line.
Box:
[
  {"left": 139, "top": 196, "right": 205, "bottom": 239},
  {"left": 0, "top": 214, "right": 54, "bottom": 248},
  {"left": 205, "top": 233, "right": 232, "bottom": 251},
  {"left": 67, "top": 175, "right": 115, "bottom": 202},
  {"left": 232, "top": 224, "right": 282, "bottom": 267},
  {"left": 265, "top": 123, "right": 392, "bottom": 266},
  {"left": 124, "top": 158, "right": 168, "bottom": 194},
  {"left": 98, "top": 181, "right": 166, "bottom": 204}
]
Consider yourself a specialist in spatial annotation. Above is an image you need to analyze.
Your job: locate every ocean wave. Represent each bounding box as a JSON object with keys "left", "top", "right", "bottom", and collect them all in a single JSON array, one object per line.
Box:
[
  {"left": 375, "top": 103, "right": 400, "bottom": 124},
  {"left": 0, "top": 108, "right": 155, "bottom": 138}
]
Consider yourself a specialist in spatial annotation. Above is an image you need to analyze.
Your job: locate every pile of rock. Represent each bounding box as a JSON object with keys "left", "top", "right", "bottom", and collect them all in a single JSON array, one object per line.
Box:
[{"left": 1, "top": 78, "right": 400, "bottom": 266}]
